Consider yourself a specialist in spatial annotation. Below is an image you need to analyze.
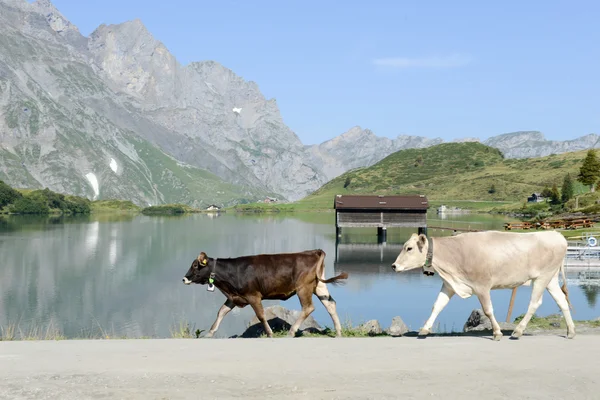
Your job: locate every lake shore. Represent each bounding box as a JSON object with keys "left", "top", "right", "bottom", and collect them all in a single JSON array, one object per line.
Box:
[
  {"left": 2, "top": 335, "right": 600, "bottom": 399},
  {"left": 2, "top": 312, "right": 600, "bottom": 341}
]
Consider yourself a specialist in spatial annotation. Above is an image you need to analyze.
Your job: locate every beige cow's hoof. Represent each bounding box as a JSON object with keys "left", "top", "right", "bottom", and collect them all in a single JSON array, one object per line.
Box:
[
  {"left": 204, "top": 332, "right": 214, "bottom": 338},
  {"left": 510, "top": 329, "right": 523, "bottom": 339},
  {"left": 493, "top": 333, "right": 503, "bottom": 341},
  {"left": 567, "top": 331, "right": 576, "bottom": 339},
  {"left": 418, "top": 328, "right": 431, "bottom": 336}
]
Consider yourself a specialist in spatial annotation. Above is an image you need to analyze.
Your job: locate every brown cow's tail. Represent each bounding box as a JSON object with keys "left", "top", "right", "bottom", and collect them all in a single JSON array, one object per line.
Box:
[
  {"left": 318, "top": 271, "right": 349, "bottom": 286},
  {"left": 315, "top": 249, "right": 349, "bottom": 286},
  {"left": 560, "top": 260, "right": 574, "bottom": 312}
]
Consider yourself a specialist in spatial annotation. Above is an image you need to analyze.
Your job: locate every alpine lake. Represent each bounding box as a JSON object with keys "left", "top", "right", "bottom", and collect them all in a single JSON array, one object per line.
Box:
[{"left": 1, "top": 210, "right": 599, "bottom": 339}]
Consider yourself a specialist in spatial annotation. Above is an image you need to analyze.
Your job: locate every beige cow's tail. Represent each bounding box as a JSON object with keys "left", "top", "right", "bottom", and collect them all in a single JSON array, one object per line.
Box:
[
  {"left": 315, "top": 250, "right": 349, "bottom": 286},
  {"left": 560, "top": 261, "right": 574, "bottom": 312}
]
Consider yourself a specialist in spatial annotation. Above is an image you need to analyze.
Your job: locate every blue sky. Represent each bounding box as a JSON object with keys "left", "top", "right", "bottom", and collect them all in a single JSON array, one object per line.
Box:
[{"left": 45, "top": 0, "right": 599, "bottom": 145}]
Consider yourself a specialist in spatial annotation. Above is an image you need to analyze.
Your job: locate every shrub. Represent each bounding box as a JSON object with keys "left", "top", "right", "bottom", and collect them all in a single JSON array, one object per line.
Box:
[
  {"left": 0, "top": 180, "right": 22, "bottom": 208},
  {"left": 64, "top": 196, "right": 91, "bottom": 214},
  {"left": 142, "top": 204, "right": 186, "bottom": 215},
  {"left": 343, "top": 177, "right": 352, "bottom": 188},
  {"left": 9, "top": 196, "right": 50, "bottom": 214}
]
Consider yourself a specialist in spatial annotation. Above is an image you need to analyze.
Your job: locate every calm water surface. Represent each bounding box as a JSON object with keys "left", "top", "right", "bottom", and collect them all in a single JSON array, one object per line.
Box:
[{"left": 1, "top": 212, "right": 599, "bottom": 338}]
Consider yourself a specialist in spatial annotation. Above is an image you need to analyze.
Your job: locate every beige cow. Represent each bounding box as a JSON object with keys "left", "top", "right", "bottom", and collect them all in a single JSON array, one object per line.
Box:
[{"left": 392, "top": 231, "right": 575, "bottom": 341}]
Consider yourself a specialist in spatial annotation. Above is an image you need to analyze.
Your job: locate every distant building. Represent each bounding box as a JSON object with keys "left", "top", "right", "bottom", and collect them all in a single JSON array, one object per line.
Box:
[
  {"left": 264, "top": 197, "right": 278, "bottom": 203},
  {"left": 206, "top": 204, "right": 220, "bottom": 211},
  {"left": 527, "top": 193, "right": 545, "bottom": 203}
]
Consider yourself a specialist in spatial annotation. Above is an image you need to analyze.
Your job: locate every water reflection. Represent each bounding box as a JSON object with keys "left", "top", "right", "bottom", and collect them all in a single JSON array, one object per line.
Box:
[{"left": 0, "top": 212, "right": 599, "bottom": 339}]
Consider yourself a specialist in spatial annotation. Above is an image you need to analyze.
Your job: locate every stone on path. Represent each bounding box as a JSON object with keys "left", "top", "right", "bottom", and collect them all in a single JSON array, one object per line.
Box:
[
  {"left": 386, "top": 316, "right": 409, "bottom": 337},
  {"left": 358, "top": 320, "right": 382, "bottom": 336}
]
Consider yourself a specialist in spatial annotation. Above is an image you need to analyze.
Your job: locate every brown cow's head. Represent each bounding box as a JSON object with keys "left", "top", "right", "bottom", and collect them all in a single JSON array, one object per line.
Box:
[
  {"left": 391, "top": 233, "right": 428, "bottom": 272},
  {"left": 182, "top": 252, "right": 212, "bottom": 285}
]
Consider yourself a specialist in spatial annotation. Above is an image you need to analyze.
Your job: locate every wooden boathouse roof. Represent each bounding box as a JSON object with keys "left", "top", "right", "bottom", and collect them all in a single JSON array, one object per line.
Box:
[{"left": 333, "top": 194, "right": 429, "bottom": 211}]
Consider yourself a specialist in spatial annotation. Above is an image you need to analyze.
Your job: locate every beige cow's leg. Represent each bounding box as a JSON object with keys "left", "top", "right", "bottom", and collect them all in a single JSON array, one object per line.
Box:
[
  {"left": 315, "top": 281, "right": 343, "bottom": 337},
  {"left": 476, "top": 291, "right": 503, "bottom": 341},
  {"left": 288, "top": 288, "right": 316, "bottom": 337},
  {"left": 511, "top": 279, "right": 546, "bottom": 339},
  {"left": 249, "top": 298, "right": 273, "bottom": 338},
  {"left": 546, "top": 276, "right": 576, "bottom": 339},
  {"left": 204, "top": 299, "right": 235, "bottom": 338},
  {"left": 420, "top": 282, "right": 455, "bottom": 336}
]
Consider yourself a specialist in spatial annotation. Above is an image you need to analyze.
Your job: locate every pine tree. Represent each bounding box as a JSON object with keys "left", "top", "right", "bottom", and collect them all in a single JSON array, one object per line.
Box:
[
  {"left": 550, "top": 183, "right": 561, "bottom": 205},
  {"left": 561, "top": 173, "right": 574, "bottom": 203},
  {"left": 541, "top": 187, "right": 552, "bottom": 198},
  {"left": 578, "top": 149, "right": 600, "bottom": 192}
]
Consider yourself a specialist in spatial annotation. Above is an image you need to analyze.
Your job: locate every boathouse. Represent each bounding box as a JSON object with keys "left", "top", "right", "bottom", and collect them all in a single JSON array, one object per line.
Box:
[{"left": 334, "top": 194, "right": 429, "bottom": 241}]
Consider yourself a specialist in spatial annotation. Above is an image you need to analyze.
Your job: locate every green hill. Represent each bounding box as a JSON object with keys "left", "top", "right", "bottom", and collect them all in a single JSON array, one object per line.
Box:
[{"left": 298, "top": 142, "right": 588, "bottom": 209}]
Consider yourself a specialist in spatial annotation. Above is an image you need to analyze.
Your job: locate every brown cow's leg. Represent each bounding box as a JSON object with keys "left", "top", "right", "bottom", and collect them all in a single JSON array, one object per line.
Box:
[
  {"left": 315, "top": 281, "right": 343, "bottom": 337},
  {"left": 476, "top": 291, "right": 503, "bottom": 341},
  {"left": 204, "top": 299, "right": 235, "bottom": 338},
  {"left": 288, "top": 288, "right": 315, "bottom": 337},
  {"left": 249, "top": 299, "right": 273, "bottom": 338}
]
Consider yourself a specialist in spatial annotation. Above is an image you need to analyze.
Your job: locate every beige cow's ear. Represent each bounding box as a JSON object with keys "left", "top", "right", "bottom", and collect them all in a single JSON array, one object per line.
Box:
[{"left": 417, "top": 234, "right": 427, "bottom": 251}]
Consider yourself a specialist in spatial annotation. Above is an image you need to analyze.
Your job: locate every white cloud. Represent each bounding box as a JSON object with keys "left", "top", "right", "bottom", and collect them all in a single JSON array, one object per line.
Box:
[{"left": 372, "top": 54, "right": 472, "bottom": 68}]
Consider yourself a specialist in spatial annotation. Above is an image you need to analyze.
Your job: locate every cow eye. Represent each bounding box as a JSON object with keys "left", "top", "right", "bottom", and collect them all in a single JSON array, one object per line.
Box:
[{"left": 407, "top": 247, "right": 413, "bottom": 252}]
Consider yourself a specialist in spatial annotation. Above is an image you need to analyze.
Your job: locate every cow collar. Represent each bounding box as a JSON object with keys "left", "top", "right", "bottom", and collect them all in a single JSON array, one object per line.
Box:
[
  {"left": 207, "top": 258, "right": 218, "bottom": 291},
  {"left": 423, "top": 237, "right": 435, "bottom": 276}
]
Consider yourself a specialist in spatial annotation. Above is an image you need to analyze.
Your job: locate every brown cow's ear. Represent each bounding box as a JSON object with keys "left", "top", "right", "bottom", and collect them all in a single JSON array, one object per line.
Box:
[{"left": 197, "top": 252, "right": 208, "bottom": 265}]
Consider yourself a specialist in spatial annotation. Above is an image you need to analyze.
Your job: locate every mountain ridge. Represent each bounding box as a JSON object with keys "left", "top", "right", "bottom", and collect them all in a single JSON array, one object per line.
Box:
[{"left": 1, "top": 0, "right": 597, "bottom": 206}]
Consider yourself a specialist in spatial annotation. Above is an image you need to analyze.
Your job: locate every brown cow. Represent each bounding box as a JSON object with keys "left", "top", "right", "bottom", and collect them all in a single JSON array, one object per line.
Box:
[{"left": 182, "top": 249, "right": 348, "bottom": 338}]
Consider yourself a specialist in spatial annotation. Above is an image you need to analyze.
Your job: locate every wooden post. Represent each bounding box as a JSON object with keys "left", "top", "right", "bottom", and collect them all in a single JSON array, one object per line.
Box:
[
  {"left": 377, "top": 226, "right": 387, "bottom": 244},
  {"left": 506, "top": 287, "right": 518, "bottom": 323}
]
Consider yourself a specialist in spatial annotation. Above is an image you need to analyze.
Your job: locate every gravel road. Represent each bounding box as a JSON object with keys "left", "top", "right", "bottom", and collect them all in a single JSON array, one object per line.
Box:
[{"left": 1, "top": 335, "right": 599, "bottom": 399}]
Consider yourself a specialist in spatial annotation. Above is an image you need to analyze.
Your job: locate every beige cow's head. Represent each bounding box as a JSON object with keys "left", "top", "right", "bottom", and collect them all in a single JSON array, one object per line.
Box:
[{"left": 392, "top": 233, "right": 429, "bottom": 272}]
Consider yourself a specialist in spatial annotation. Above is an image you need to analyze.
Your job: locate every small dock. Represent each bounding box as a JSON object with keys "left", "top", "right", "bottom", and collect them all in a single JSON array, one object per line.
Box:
[{"left": 504, "top": 218, "right": 595, "bottom": 231}]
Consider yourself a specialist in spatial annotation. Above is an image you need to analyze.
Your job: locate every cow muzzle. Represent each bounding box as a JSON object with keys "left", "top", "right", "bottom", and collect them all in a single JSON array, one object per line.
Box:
[
  {"left": 391, "top": 264, "right": 402, "bottom": 272},
  {"left": 182, "top": 277, "right": 192, "bottom": 285}
]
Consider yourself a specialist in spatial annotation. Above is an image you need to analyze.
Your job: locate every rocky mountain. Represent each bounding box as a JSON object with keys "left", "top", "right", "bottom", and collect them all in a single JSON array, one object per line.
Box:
[
  {"left": 305, "top": 126, "right": 444, "bottom": 179},
  {"left": 307, "top": 128, "right": 600, "bottom": 183},
  {"left": 0, "top": 0, "right": 323, "bottom": 206},
  {"left": 482, "top": 131, "right": 600, "bottom": 159}
]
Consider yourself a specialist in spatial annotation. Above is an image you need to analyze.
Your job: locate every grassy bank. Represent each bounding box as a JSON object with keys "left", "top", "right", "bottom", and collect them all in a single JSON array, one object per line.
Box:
[
  {"left": 90, "top": 199, "right": 141, "bottom": 213},
  {"left": 141, "top": 204, "right": 203, "bottom": 215}
]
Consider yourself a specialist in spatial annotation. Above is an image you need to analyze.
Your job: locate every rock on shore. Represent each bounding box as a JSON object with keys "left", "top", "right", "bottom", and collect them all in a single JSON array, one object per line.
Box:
[{"left": 463, "top": 309, "right": 516, "bottom": 333}]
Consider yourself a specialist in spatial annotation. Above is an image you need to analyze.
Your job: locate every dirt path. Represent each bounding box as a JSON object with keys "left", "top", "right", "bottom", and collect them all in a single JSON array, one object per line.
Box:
[{"left": 1, "top": 335, "right": 599, "bottom": 399}]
